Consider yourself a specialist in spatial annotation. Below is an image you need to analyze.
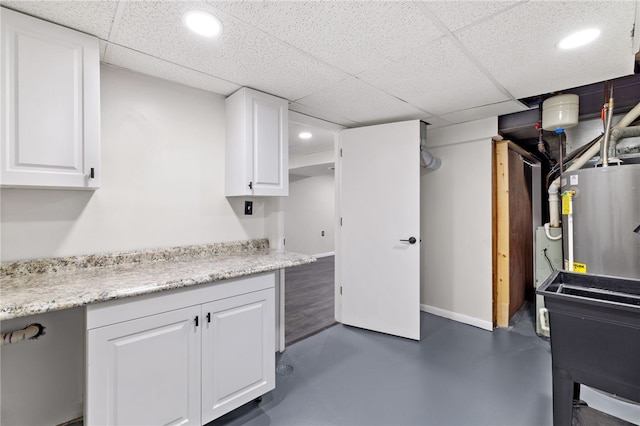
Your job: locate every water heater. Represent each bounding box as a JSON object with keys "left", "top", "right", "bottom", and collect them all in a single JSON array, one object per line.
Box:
[{"left": 561, "top": 163, "right": 640, "bottom": 279}]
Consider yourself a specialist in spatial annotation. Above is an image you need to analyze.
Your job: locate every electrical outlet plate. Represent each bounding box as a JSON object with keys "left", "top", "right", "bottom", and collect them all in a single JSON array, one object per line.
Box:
[{"left": 244, "top": 201, "right": 253, "bottom": 215}]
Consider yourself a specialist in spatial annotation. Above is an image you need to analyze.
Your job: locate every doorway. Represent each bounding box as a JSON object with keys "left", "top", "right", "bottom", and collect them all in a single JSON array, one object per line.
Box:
[
  {"left": 493, "top": 140, "right": 541, "bottom": 327},
  {"left": 283, "top": 113, "right": 342, "bottom": 345}
]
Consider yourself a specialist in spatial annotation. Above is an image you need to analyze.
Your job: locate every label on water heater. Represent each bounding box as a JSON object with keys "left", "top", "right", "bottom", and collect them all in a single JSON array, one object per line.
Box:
[
  {"left": 562, "top": 193, "right": 572, "bottom": 215},
  {"left": 570, "top": 175, "right": 578, "bottom": 185},
  {"left": 573, "top": 262, "right": 587, "bottom": 273}
]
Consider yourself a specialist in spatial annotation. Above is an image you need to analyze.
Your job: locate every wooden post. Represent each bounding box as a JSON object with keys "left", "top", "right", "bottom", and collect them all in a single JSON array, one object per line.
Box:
[{"left": 494, "top": 140, "right": 510, "bottom": 327}]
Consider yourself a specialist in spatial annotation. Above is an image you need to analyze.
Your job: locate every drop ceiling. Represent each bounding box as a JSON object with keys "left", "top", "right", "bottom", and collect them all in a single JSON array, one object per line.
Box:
[
  {"left": 289, "top": 122, "right": 335, "bottom": 157},
  {"left": 1, "top": 0, "right": 638, "bottom": 130}
]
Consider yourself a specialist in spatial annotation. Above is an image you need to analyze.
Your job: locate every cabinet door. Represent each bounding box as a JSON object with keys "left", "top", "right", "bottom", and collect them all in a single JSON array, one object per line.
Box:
[
  {"left": 250, "top": 91, "right": 288, "bottom": 196},
  {"left": 1, "top": 9, "right": 100, "bottom": 189},
  {"left": 86, "top": 306, "right": 201, "bottom": 426},
  {"left": 201, "top": 289, "right": 275, "bottom": 423},
  {"left": 225, "top": 88, "right": 288, "bottom": 196}
]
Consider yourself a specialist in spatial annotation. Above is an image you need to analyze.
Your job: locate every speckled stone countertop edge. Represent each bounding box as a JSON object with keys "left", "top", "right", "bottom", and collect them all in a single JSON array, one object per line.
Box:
[
  {"left": 0, "top": 253, "right": 314, "bottom": 321},
  {"left": 0, "top": 240, "right": 316, "bottom": 321},
  {"left": 0, "top": 239, "right": 270, "bottom": 277}
]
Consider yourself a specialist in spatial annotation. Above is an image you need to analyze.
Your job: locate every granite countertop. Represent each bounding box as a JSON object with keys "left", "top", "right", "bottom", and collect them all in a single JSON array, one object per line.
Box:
[{"left": 0, "top": 239, "right": 315, "bottom": 321}]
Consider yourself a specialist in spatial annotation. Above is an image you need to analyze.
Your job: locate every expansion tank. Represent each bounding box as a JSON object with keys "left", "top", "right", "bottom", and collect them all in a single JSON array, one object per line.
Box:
[{"left": 561, "top": 163, "right": 640, "bottom": 279}]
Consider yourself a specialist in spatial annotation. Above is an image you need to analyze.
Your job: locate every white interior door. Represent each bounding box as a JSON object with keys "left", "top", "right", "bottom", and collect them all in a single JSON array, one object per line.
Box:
[{"left": 339, "top": 120, "right": 421, "bottom": 340}]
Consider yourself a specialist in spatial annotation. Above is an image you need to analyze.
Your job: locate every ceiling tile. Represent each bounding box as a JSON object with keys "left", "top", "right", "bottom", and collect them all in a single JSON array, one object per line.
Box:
[
  {"left": 103, "top": 43, "right": 241, "bottom": 95},
  {"left": 289, "top": 102, "right": 362, "bottom": 128},
  {"left": 423, "top": 0, "right": 522, "bottom": 32},
  {"left": 112, "top": 1, "right": 346, "bottom": 100},
  {"left": 102, "top": 42, "right": 240, "bottom": 95},
  {"left": 0, "top": 0, "right": 118, "bottom": 39},
  {"left": 289, "top": 123, "right": 335, "bottom": 157},
  {"left": 358, "top": 37, "right": 509, "bottom": 115},
  {"left": 422, "top": 115, "right": 453, "bottom": 129},
  {"left": 456, "top": 1, "right": 636, "bottom": 99},
  {"left": 437, "top": 100, "right": 528, "bottom": 124},
  {"left": 295, "top": 78, "right": 429, "bottom": 126},
  {"left": 209, "top": 0, "right": 443, "bottom": 75}
]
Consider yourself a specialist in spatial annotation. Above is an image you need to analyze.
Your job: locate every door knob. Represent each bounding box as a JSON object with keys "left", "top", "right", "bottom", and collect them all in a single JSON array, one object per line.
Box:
[{"left": 400, "top": 237, "right": 417, "bottom": 244}]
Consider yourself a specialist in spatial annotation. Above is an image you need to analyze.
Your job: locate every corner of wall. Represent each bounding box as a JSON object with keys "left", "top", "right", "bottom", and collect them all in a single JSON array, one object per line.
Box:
[{"left": 420, "top": 118, "right": 497, "bottom": 327}]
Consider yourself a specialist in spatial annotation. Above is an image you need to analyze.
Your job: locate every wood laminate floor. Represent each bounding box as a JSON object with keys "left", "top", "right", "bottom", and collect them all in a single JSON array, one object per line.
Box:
[{"left": 284, "top": 255, "right": 336, "bottom": 346}]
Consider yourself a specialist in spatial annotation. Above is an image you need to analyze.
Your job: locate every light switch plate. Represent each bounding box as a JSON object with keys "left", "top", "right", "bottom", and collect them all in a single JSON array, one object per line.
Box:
[{"left": 244, "top": 201, "right": 253, "bottom": 215}]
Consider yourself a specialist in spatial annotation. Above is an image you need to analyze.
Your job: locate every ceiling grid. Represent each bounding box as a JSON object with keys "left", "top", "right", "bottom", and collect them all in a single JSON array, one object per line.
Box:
[{"left": 0, "top": 0, "right": 637, "bottom": 129}]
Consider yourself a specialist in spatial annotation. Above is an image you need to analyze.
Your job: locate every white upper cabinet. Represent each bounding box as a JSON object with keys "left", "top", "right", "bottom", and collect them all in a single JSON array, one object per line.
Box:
[
  {"left": 225, "top": 87, "right": 288, "bottom": 196},
  {"left": 1, "top": 8, "right": 100, "bottom": 189}
]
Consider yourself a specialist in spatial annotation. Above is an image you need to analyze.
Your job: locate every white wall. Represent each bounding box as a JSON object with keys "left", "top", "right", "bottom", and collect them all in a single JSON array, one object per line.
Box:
[
  {"left": 1, "top": 309, "right": 84, "bottom": 426},
  {"left": 565, "top": 115, "right": 607, "bottom": 152},
  {"left": 283, "top": 173, "right": 335, "bottom": 256},
  {"left": 289, "top": 149, "right": 335, "bottom": 169},
  {"left": 420, "top": 117, "right": 497, "bottom": 331},
  {"left": 565, "top": 112, "right": 640, "bottom": 154},
  {"left": 0, "top": 65, "right": 266, "bottom": 261},
  {"left": 0, "top": 65, "right": 269, "bottom": 425}
]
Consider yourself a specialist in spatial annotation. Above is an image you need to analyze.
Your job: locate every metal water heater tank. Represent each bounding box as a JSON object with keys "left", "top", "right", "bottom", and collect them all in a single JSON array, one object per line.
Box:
[{"left": 561, "top": 164, "right": 640, "bottom": 279}]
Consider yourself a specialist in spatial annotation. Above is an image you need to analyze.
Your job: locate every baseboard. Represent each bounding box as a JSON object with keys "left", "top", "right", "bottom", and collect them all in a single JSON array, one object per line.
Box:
[
  {"left": 420, "top": 304, "right": 493, "bottom": 331},
  {"left": 313, "top": 251, "right": 335, "bottom": 258}
]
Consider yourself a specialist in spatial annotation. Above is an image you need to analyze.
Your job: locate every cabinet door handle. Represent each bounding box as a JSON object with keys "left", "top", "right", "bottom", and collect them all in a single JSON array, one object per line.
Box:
[
  {"left": 206, "top": 313, "right": 211, "bottom": 323},
  {"left": 248, "top": 181, "right": 253, "bottom": 190},
  {"left": 194, "top": 316, "right": 199, "bottom": 327},
  {"left": 89, "top": 168, "right": 95, "bottom": 179}
]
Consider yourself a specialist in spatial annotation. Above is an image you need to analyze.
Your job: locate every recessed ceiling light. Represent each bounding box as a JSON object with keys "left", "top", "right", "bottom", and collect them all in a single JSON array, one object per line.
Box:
[
  {"left": 298, "top": 132, "right": 312, "bottom": 139},
  {"left": 182, "top": 10, "right": 222, "bottom": 38},
  {"left": 557, "top": 28, "right": 600, "bottom": 50}
]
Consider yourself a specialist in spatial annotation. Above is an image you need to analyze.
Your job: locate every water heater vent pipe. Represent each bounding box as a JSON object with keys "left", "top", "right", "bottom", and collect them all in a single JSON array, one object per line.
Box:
[
  {"left": 419, "top": 120, "right": 441, "bottom": 170},
  {"left": 608, "top": 126, "right": 640, "bottom": 158},
  {"left": 420, "top": 146, "right": 441, "bottom": 170},
  {"left": 547, "top": 101, "right": 640, "bottom": 228}
]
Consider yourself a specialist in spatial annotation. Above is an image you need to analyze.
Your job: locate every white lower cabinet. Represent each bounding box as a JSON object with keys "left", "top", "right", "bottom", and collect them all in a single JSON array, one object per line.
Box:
[
  {"left": 86, "top": 273, "right": 275, "bottom": 426},
  {"left": 87, "top": 306, "right": 201, "bottom": 425},
  {"left": 202, "top": 290, "right": 274, "bottom": 424}
]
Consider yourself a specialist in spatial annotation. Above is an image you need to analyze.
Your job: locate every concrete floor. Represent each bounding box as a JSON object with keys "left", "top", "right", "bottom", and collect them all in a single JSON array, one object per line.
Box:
[{"left": 210, "top": 307, "right": 640, "bottom": 426}]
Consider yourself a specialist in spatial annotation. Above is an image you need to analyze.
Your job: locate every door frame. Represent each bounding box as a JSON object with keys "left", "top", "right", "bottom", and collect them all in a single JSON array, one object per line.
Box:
[
  {"left": 493, "top": 140, "right": 541, "bottom": 327},
  {"left": 280, "top": 111, "right": 343, "bottom": 350}
]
